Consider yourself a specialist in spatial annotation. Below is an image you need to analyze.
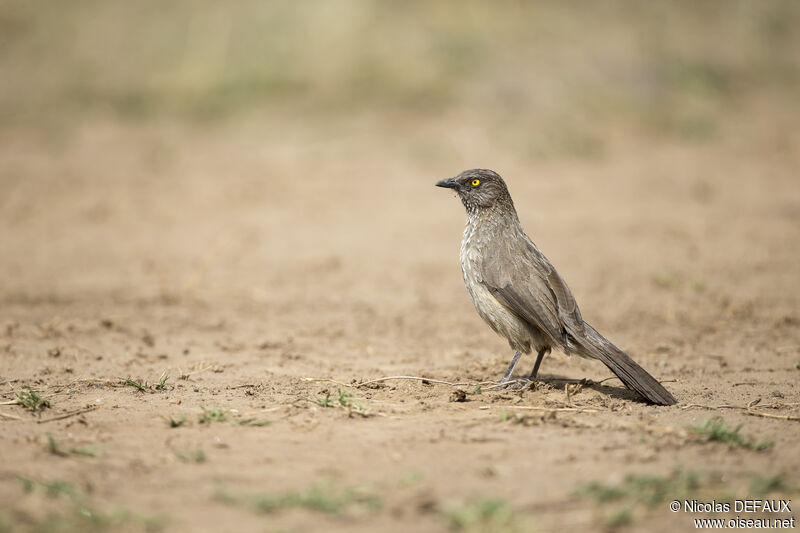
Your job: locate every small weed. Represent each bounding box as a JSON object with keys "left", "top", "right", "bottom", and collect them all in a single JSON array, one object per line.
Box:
[
  {"left": 220, "top": 483, "right": 380, "bottom": 516},
  {"left": 15, "top": 388, "right": 51, "bottom": 411},
  {"left": 120, "top": 373, "right": 170, "bottom": 392},
  {"left": 397, "top": 472, "right": 422, "bottom": 487},
  {"left": 652, "top": 271, "right": 706, "bottom": 293},
  {"left": 313, "top": 391, "right": 334, "bottom": 407},
  {"left": 605, "top": 507, "right": 633, "bottom": 527},
  {"left": 577, "top": 470, "right": 797, "bottom": 526},
  {"left": 18, "top": 476, "right": 35, "bottom": 493},
  {"left": 28, "top": 505, "right": 166, "bottom": 532},
  {"left": 174, "top": 448, "right": 206, "bottom": 463},
  {"left": 749, "top": 475, "right": 786, "bottom": 497},
  {"left": 576, "top": 470, "right": 702, "bottom": 527},
  {"left": 168, "top": 414, "right": 187, "bottom": 428},
  {"left": 688, "top": 279, "right": 706, "bottom": 293},
  {"left": 446, "top": 499, "right": 518, "bottom": 531},
  {"left": 70, "top": 444, "right": 101, "bottom": 457},
  {"left": 199, "top": 407, "right": 227, "bottom": 423},
  {"left": 310, "top": 389, "right": 368, "bottom": 413},
  {"left": 47, "top": 432, "right": 67, "bottom": 456},
  {"left": 253, "top": 484, "right": 379, "bottom": 515},
  {"left": 689, "top": 417, "right": 773, "bottom": 451},
  {"left": 44, "top": 479, "right": 80, "bottom": 499},
  {"left": 121, "top": 377, "right": 146, "bottom": 392},
  {"left": 576, "top": 471, "right": 701, "bottom": 508},
  {"left": 652, "top": 271, "right": 680, "bottom": 289},
  {"left": 236, "top": 418, "right": 272, "bottom": 427},
  {"left": 18, "top": 476, "right": 79, "bottom": 499},
  {"left": 213, "top": 487, "right": 237, "bottom": 504},
  {"left": 154, "top": 374, "right": 169, "bottom": 390},
  {"left": 336, "top": 389, "right": 354, "bottom": 407},
  {"left": 14, "top": 476, "right": 168, "bottom": 531}
]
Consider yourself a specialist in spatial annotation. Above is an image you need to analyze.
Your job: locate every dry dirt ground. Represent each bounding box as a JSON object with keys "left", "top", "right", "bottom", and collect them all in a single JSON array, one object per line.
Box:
[
  {"left": 1, "top": 4, "right": 800, "bottom": 532},
  {"left": 1, "top": 112, "right": 798, "bottom": 533}
]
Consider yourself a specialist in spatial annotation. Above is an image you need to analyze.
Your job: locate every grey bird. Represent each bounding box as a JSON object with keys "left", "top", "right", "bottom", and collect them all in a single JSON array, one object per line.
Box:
[{"left": 437, "top": 169, "right": 676, "bottom": 405}]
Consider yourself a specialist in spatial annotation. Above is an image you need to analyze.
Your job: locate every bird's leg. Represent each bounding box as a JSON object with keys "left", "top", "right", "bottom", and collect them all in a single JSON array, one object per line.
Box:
[
  {"left": 527, "top": 348, "right": 547, "bottom": 380},
  {"left": 499, "top": 351, "right": 523, "bottom": 384}
]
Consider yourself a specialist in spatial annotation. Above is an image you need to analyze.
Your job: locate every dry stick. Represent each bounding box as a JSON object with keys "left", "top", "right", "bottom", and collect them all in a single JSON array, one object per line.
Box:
[
  {"left": 302, "top": 376, "right": 487, "bottom": 389},
  {"left": 357, "top": 375, "right": 480, "bottom": 388},
  {"left": 0, "top": 411, "right": 23, "bottom": 420},
  {"left": 681, "top": 399, "right": 800, "bottom": 422},
  {"left": 680, "top": 403, "right": 712, "bottom": 410},
  {"left": 494, "top": 405, "right": 601, "bottom": 413},
  {"left": 743, "top": 409, "right": 800, "bottom": 422},
  {"left": 37, "top": 406, "right": 97, "bottom": 424},
  {"left": 729, "top": 398, "right": 800, "bottom": 422}
]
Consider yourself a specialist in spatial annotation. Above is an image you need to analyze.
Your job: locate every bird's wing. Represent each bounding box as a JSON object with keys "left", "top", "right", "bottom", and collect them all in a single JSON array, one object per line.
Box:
[{"left": 480, "top": 236, "right": 584, "bottom": 347}]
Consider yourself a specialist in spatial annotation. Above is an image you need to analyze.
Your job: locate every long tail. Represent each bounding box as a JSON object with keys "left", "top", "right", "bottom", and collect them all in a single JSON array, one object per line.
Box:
[{"left": 576, "top": 322, "right": 677, "bottom": 405}]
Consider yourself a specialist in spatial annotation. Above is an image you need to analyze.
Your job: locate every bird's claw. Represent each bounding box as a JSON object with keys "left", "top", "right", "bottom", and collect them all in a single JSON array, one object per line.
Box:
[{"left": 494, "top": 378, "right": 534, "bottom": 391}]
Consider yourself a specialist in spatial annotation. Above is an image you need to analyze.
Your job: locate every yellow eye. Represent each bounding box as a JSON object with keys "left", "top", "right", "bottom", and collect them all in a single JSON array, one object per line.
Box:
[{"left": 471, "top": 179, "right": 480, "bottom": 187}]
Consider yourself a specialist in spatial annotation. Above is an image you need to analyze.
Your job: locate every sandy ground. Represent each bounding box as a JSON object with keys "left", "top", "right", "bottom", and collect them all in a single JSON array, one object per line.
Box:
[
  {"left": 1, "top": 3, "right": 800, "bottom": 531},
  {"left": 0, "top": 110, "right": 798, "bottom": 533}
]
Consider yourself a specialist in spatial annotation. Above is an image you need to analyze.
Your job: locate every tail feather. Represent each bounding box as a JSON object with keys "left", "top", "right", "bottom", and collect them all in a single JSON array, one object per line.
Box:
[{"left": 576, "top": 323, "right": 677, "bottom": 406}]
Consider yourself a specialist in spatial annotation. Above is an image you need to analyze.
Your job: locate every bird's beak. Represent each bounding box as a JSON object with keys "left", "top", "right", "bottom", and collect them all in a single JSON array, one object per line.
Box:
[{"left": 436, "top": 177, "right": 460, "bottom": 190}]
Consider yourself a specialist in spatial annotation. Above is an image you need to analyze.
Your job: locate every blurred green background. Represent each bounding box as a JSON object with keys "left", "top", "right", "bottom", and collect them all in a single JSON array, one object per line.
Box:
[
  {"left": 1, "top": 1, "right": 798, "bottom": 303},
  {"left": 2, "top": 0, "right": 798, "bottom": 150}
]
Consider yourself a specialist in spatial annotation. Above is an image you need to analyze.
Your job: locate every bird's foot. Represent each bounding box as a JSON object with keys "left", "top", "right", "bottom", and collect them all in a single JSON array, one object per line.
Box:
[{"left": 494, "top": 377, "right": 534, "bottom": 391}]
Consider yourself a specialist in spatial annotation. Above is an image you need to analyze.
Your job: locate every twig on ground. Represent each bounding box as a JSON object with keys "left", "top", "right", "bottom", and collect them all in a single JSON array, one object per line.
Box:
[
  {"left": 302, "top": 375, "right": 487, "bottom": 388},
  {"left": 0, "top": 411, "right": 23, "bottom": 420},
  {"left": 681, "top": 399, "right": 800, "bottom": 422},
  {"left": 357, "top": 375, "right": 480, "bottom": 387},
  {"left": 36, "top": 406, "right": 97, "bottom": 424},
  {"left": 494, "top": 405, "right": 601, "bottom": 413}
]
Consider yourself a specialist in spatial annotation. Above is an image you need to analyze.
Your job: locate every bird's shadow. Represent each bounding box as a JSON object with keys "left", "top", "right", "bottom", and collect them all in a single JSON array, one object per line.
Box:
[{"left": 531, "top": 373, "right": 646, "bottom": 404}]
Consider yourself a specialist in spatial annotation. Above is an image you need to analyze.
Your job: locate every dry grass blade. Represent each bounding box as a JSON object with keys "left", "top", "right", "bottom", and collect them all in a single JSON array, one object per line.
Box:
[
  {"left": 302, "top": 375, "right": 486, "bottom": 388},
  {"left": 36, "top": 406, "right": 97, "bottom": 424},
  {"left": 357, "top": 375, "right": 480, "bottom": 388},
  {"left": 495, "top": 405, "right": 601, "bottom": 413},
  {"left": 682, "top": 398, "right": 800, "bottom": 422}
]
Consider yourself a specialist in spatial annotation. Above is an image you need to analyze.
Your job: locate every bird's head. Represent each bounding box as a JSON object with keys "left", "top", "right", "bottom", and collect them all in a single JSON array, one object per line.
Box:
[{"left": 436, "top": 169, "right": 513, "bottom": 212}]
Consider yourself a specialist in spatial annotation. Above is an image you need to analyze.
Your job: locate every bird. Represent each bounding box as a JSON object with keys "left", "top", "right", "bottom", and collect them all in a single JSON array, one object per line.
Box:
[{"left": 436, "top": 168, "right": 677, "bottom": 405}]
